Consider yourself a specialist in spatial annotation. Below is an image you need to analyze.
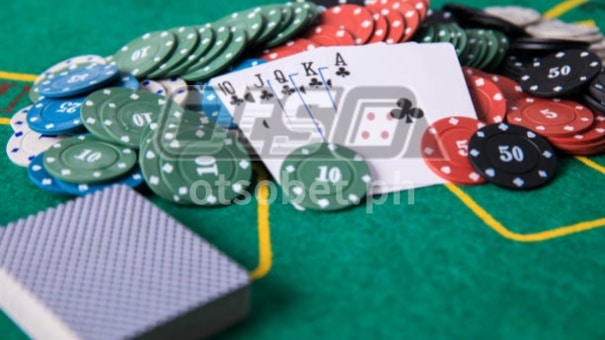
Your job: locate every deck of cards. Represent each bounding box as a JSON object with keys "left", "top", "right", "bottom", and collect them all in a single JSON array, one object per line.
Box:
[{"left": 0, "top": 185, "right": 250, "bottom": 339}]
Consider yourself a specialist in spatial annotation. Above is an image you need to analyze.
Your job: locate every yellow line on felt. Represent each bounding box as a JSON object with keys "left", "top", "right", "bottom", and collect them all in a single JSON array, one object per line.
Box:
[
  {"left": 0, "top": 71, "right": 37, "bottom": 83},
  {"left": 249, "top": 164, "right": 273, "bottom": 280},
  {"left": 575, "top": 19, "right": 597, "bottom": 26},
  {"left": 445, "top": 183, "right": 605, "bottom": 242},
  {"left": 576, "top": 156, "right": 605, "bottom": 175},
  {"left": 544, "top": 0, "right": 589, "bottom": 19},
  {"left": 0, "top": 118, "right": 10, "bottom": 125}
]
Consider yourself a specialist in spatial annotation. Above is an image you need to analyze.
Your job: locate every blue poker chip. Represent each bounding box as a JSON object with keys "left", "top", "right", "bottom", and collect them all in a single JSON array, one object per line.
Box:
[
  {"left": 54, "top": 166, "right": 145, "bottom": 196},
  {"left": 27, "top": 97, "right": 85, "bottom": 134},
  {"left": 228, "top": 58, "right": 267, "bottom": 72},
  {"left": 37, "top": 63, "right": 120, "bottom": 98},
  {"left": 201, "top": 84, "right": 239, "bottom": 129},
  {"left": 27, "top": 153, "right": 69, "bottom": 194},
  {"left": 113, "top": 73, "right": 140, "bottom": 90}
]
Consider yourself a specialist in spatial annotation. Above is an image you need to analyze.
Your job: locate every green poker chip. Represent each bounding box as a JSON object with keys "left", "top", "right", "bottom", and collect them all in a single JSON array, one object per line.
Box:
[
  {"left": 154, "top": 111, "right": 227, "bottom": 157},
  {"left": 253, "top": 4, "right": 285, "bottom": 44},
  {"left": 162, "top": 135, "right": 251, "bottom": 206},
  {"left": 298, "top": 0, "right": 319, "bottom": 21},
  {"left": 264, "top": 2, "right": 312, "bottom": 48},
  {"left": 163, "top": 25, "right": 216, "bottom": 78},
  {"left": 486, "top": 30, "right": 509, "bottom": 72},
  {"left": 140, "top": 121, "right": 250, "bottom": 205},
  {"left": 113, "top": 30, "right": 177, "bottom": 77},
  {"left": 215, "top": 8, "right": 266, "bottom": 46},
  {"left": 465, "top": 29, "right": 488, "bottom": 68},
  {"left": 415, "top": 24, "right": 436, "bottom": 43},
  {"left": 100, "top": 89, "right": 167, "bottom": 148},
  {"left": 476, "top": 29, "right": 501, "bottom": 70},
  {"left": 181, "top": 24, "right": 232, "bottom": 77},
  {"left": 139, "top": 135, "right": 178, "bottom": 201},
  {"left": 449, "top": 24, "right": 469, "bottom": 58},
  {"left": 280, "top": 143, "right": 372, "bottom": 211},
  {"left": 81, "top": 88, "right": 166, "bottom": 148},
  {"left": 147, "top": 26, "right": 200, "bottom": 79},
  {"left": 81, "top": 88, "right": 120, "bottom": 142},
  {"left": 182, "top": 27, "right": 248, "bottom": 82},
  {"left": 43, "top": 135, "right": 137, "bottom": 184}
]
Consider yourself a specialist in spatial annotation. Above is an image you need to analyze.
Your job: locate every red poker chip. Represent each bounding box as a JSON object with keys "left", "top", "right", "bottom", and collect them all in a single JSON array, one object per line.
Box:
[
  {"left": 367, "top": 11, "right": 389, "bottom": 44},
  {"left": 548, "top": 115, "right": 605, "bottom": 146},
  {"left": 286, "top": 38, "right": 321, "bottom": 51},
  {"left": 395, "top": 2, "right": 421, "bottom": 42},
  {"left": 303, "top": 24, "right": 356, "bottom": 46},
  {"left": 506, "top": 98, "right": 595, "bottom": 138},
  {"left": 486, "top": 74, "right": 529, "bottom": 106},
  {"left": 465, "top": 74, "right": 507, "bottom": 124},
  {"left": 400, "top": 0, "right": 428, "bottom": 21},
  {"left": 462, "top": 66, "right": 488, "bottom": 77},
  {"left": 318, "top": 4, "right": 376, "bottom": 45},
  {"left": 421, "top": 116, "right": 487, "bottom": 185},
  {"left": 261, "top": 39, "right": 321, "bottom": 62},
  {"left": 381, "top": 9, "right": 406, "bottom": 44},
  {"left": 553, "top": 138, "right": 605, "bottom": 155},
  {"left": 366, "top": 0, "right": 420, "bottom": 42}
]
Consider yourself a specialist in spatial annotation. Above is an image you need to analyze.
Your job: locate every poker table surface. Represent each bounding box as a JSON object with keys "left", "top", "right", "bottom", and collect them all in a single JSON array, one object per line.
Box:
[{"left": 1, "top": 0, "right": 605, "bottom": 339}]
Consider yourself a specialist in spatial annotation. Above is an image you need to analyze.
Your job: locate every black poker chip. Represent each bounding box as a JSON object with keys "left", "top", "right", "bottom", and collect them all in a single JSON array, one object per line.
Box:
[
  {"left": 509, "top": 37, "right": 591, "bottom": 57},
  {"left": 304, "top": 0, "right": 366, "bottom": 8},
  {"left": 443, "top": 3, "right": 526, "bottom": 38},
  {"left": 588, "top": 71, "right": 605, "bottom": 102},
  {"left": 468, "top": 123, "right": 557, "bottom": 190},
  {"left": 443, "top": 3, "right": 484, "bottom": 19},
  {"left": 583, "top": 93, "right": 605, "bottom": 114},
  {"left": 424, "top": 9, "right": 457, "bottom": 24},
  {"left": 520, "top": 49, "right": 602, "bottom": 98},
  {"left": 589, "top": 84, "right": 605, "bottom": 103}
]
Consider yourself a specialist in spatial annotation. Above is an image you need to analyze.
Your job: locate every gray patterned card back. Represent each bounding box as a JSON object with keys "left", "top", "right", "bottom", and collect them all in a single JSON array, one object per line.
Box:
[{"left": 0, "top": 185, "right": 250, "bottom": 340}]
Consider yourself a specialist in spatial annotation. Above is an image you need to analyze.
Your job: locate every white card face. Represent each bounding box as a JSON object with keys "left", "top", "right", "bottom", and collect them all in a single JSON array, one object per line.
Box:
[{"left": 210, "top": 43, "right": 477, "bottom": 194}]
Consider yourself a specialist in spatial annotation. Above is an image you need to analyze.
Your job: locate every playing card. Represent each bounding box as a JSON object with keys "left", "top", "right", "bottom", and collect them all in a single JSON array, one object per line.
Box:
[{"left": 210, "top": 43, "right": 477, "bottom": 194}]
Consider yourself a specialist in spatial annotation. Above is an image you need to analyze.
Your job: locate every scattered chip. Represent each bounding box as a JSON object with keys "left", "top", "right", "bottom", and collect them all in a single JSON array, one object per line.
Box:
[
  {"left": 280, "top": 143, "right": 372, "bottom": 211},
  {"left": 422, "top": 116, "right": 487, "bottom": 185},
  {"left": 468, "top": 123, "right": 557, "bottom": 190}
]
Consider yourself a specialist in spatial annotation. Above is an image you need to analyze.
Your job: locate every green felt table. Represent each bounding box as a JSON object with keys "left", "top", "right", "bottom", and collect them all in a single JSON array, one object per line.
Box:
[{"left": 1, "top": 0, "right": 605, "bottom": 338}]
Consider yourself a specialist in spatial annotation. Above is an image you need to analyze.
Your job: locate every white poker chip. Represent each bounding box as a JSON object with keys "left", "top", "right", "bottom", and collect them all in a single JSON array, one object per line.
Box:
[
  {"left": 158, "top": 77, "right": 189, "bottom": 106},
  {"left": 6, "top": 129, "right": 65, "bottom": 167},
  {"left": 526, "top": 19, "right": 602, "bottom": 42},
  {"left": 484, "top": 6, "right": 541, "bottom": 27},
  {"left": 590, "top": 38, "right": 605, "bottom": 52},
  {"left": 139, "top": 79, "right": 167, "bottom": 96},
  {"left": 10, "top": 105, "right": 32, "bottom": 132}
]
